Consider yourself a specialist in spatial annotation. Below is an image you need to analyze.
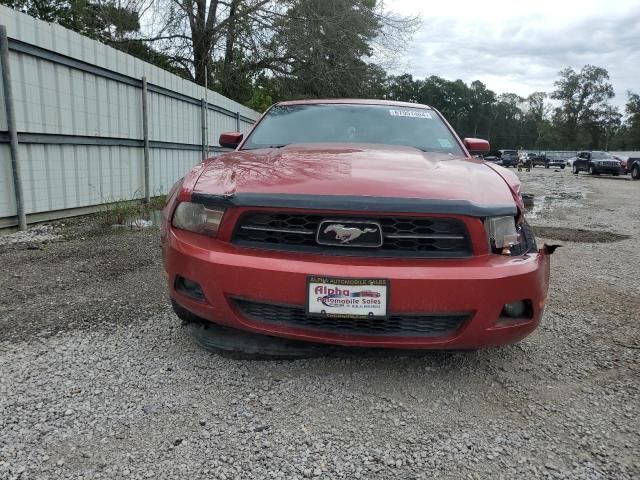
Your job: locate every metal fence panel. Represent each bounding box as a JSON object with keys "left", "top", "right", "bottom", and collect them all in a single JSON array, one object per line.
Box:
[
  {"left": 0, "top": 144, "right": 15, "bottom": 217},
  {"left": 0, "top": 5, "right": 260, "bottom": 227},
  {"left": 17, "top": 144, "right": 143, "bottom": 214}
]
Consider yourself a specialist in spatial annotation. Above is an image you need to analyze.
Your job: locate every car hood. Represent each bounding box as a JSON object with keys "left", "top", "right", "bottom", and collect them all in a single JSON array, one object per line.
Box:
[{"left": 193, "top": 143, "right": 517, "bottom": 207}]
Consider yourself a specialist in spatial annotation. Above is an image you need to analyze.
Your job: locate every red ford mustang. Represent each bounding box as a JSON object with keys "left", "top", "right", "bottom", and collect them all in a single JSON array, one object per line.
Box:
[{"left": 161, "top": 99, "right": 552, "bottom": 353}]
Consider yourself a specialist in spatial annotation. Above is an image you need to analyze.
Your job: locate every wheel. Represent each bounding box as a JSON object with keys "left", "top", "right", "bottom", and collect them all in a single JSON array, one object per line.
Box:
[
  {"left": 588, "top": 165, "right": 596, "bottom": 175},
  {"left": 632, "top": 165, "right": 640, "bottom": 180},
  {"left": 573, "top": 164, "right": 579, "bottom": 174},
  {"left": 545, "top": 163, "right": 550, "bottom": 169},
  {"left": 560, "top": 165, "right": 565, "bottom": 169}
]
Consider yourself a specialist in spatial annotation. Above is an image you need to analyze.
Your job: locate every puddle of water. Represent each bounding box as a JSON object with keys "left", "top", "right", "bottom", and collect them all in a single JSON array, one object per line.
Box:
[
  {"left": 524, "top": 195, "right": 545, "bottom": 219},
  {"left": 523, "top": 182, "right": 587, "bottom": 219}
]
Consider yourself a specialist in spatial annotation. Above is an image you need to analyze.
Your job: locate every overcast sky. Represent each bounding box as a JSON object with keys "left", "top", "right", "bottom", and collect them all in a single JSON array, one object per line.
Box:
[{"left": 386, "top": 0, "right": 640, "bottom": 109}]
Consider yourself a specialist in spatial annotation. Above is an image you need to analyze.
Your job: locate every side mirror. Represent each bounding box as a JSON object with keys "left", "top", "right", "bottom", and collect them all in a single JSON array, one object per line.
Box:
[
  {"left": 463, "top": 138, "right": 490, "bottom": 154},
  {"left": 219, "top": 132, "right": 243, "bottom": 149}
]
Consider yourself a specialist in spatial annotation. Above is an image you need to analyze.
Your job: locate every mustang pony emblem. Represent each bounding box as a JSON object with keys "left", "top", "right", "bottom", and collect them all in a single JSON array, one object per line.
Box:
[{"left": 323, "top": 224, "right": 378, "bottom": 244}]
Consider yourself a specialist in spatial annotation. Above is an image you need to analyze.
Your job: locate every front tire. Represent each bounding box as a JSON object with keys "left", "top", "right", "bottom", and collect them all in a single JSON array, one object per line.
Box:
[
  {"left": 573, "top": 164, "right": 579, "bottom": 174},
  {"left": 588, "top": 165, "right": 596, "bottom": 175},
  {"left": 545, "top": 162, "right": 550, "bottom": 169},
  {"left": 632, "top": 165, "right": 640, "bottom": 180}
]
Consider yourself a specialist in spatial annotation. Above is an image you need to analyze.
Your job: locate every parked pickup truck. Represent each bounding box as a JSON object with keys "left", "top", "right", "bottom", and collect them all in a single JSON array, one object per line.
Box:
[
  {"left": 572, "top": 151, "right": 622, "bottom": 176},
  {"left": 500, "top": 150, "right": 519, "bottom": 168}
]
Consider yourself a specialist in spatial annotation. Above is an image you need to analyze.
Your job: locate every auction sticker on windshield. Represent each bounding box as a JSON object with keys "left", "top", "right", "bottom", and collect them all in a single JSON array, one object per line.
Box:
[
  {"left": 307, "top": 277, "right": 388, "bottom": 318},
  {"left": 389, "top": 109, "right": 432, "bottom": 119}
]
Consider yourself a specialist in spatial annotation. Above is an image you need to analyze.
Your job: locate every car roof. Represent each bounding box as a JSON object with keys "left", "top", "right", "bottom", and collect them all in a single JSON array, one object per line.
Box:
[{"left": 275, "top": 98, "right": 434, "bottom": 109}]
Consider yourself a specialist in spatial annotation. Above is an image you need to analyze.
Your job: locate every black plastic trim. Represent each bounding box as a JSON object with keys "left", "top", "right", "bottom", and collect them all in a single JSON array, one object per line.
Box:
[
  {"left": 191, "top": 193, "right": 517, "bottom": 217},
  {"left": 232, "top": 297, "right": 472, "bottom": 338},
  {"left": 232, "top": 240, "right": 472, "bottom": 259}
]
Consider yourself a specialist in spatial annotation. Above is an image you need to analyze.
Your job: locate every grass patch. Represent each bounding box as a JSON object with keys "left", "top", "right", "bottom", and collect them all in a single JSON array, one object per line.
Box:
[
  {"left": 147, "top": 195, "right": 167, "bottom": 211},
  {"left": 96, "top": 196, "right": 166, "bottom": 228}
]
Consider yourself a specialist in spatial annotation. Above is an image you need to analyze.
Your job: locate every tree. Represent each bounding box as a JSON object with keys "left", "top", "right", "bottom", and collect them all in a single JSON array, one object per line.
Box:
[
  {"left": 551, "top": 65, "right": 615, "bottom": 148},
  {"left": 467, "top": 80, "right": 495, "bottom": 137},
  {"left": 489, "top": 93, "right": 525, "bottom": 148},
  {"left": 596, "top": 104, "right": 622, "bottom": 150},
  {"left": 268, "top": 0, "right": 380, "bottom": 98},
  {"left": 611, "top": 92, "right": 640, "bottom": 149},
  {"left": 1, "top": 0, "right": 144, "bottom": 40},
  {"left": 417, "top": 76, "right": 469, "bottom": 131},
  {"left": 386, "top": 74, "right": 419, "bottom": 102},
  {"left": 521, "top": 92, "right": 548, "bottom": 148}
]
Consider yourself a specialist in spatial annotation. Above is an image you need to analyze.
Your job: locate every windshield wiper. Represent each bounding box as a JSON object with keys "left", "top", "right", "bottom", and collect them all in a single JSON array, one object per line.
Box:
[{"left": 244, "top": 144, "right": 289, "bottom": 150}]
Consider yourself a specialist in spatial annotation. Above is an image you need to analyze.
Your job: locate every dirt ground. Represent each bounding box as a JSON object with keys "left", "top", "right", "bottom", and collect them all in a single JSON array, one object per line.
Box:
[{"left": 1, "top": 168, "right": 639, "bottom": 479}]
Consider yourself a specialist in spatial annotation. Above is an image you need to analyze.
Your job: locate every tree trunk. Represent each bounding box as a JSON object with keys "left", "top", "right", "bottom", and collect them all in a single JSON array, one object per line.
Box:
[
  {"left": 190, "top": 0, "right": 215, "bottom": 86},
  {"left": 221, "top": 0, "right": 241, "bottom": 96}
]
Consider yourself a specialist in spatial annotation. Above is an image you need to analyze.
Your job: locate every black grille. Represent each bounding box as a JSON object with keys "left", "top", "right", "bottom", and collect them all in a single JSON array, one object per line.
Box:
[
  {"left": 233, "top": 299, "right": 470, "bottom": 337},
  {"left": 233, "top": 212, "right": 471, "bottom": 258}
]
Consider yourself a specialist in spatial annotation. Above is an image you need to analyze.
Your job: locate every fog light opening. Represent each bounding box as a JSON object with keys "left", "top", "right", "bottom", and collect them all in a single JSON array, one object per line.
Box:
[
  {"left": 500, "top": 300, "right": 533, "bottom": 321},
  {"left": 175, "top": 275, "right": 205, "bottom": 301},
  {"left": 503, "top": 301, "right": 526, "bottom": 318}
]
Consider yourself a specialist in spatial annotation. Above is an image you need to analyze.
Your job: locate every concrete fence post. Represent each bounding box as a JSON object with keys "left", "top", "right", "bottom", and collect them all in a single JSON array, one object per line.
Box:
[
  {"left": 0, "top": 25, "right": 27, "bottom": 230},
  {"left": 141, "top": 76, "right": 150, "bottom": 202}
]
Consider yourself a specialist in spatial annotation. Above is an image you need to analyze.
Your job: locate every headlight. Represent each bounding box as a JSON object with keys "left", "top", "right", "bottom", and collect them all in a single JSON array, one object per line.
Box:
[
  {"left": 485, "top": 216, "right": 519, "bottom": 254},
  {"left": 172, "top": 202, "right": 225, "bottom": 236}
]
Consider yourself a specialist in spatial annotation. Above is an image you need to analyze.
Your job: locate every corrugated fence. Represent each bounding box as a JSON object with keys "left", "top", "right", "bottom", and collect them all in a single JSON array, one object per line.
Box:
[{"left": 0, "top": 6, "right": 259, "bottom": 228}]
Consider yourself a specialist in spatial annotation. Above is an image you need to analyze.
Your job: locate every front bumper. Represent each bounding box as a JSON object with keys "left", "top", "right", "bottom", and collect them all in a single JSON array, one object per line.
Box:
[
  {"left": 163, "top": 229, "right": 550, "bottom": 349},
  {"left": 592, "top": 166, "right": 621, "bottom": 174}
]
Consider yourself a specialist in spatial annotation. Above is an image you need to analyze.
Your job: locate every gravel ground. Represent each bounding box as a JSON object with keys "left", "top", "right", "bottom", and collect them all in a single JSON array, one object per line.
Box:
[{"left": 1, "top": 169, "right": 639, "bottom": 480}]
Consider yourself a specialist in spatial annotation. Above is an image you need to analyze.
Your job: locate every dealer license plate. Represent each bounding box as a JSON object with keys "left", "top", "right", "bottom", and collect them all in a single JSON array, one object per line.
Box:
[{"left": 307, "top": 276, "right": 388, "bottom": 318}]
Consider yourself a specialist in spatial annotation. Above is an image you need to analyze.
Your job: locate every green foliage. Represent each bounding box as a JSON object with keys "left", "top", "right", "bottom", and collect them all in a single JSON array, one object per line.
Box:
[
  {"left": 1, "top": 0, "right": 141, "bottom": 40},
  {"left": 269, "top": 0, "right": 381, "bottom": 99},
  {"left": 96, "top": 196, "right": 165, "bottom": 227},
  {"left": 611, "top": 92, "right": 640, "bottom": 149},
  {"left": 247, "top": 88, "right": 273, "bottom": 113},
  {"left": 551, "top": 65, "right": 615, "bottom": 149},
  {"left": 380, "top": 68, "right": 628, "bottom": 150}
]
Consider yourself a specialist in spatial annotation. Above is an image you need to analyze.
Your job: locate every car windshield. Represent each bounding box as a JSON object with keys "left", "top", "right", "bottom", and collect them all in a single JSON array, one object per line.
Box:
[
  {"left": 242, "top": 104, "right": 464, "bottom": 155},
  {"left": 591, "top": 151, "right": 612, "bottom": 159}
]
